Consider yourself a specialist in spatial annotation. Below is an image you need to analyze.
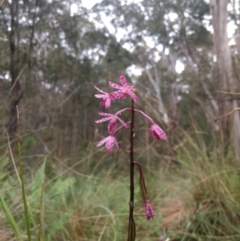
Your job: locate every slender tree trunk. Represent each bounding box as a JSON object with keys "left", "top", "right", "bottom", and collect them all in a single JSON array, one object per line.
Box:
[
  {"left": 210, "top": 0, "right": 240, "bottom": 161},
  {"left": 8, "top": 0, "right": 22, "bottom": 140},
  {"left": 145, "top": 65, "right": 169, "bottom": 124},
  {"left": 8, "top": 0, "right": 23, "bottom": 141}
]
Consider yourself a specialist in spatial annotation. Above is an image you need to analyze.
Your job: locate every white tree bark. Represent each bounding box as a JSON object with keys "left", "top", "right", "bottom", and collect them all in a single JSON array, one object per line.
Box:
[
  {"left": 210, "top": 0, "right": 240, "bottom": 161},
  {"left": 145, "top": 65, "right": 169, "bottom": 124}
]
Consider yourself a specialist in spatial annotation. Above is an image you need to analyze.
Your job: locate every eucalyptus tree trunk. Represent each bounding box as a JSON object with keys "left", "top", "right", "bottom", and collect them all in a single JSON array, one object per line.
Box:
[
  {"left": 210, "top": 0, "right": 240, "bottom": 161},
  {"left": 145, "top": 63, "right": 169, "bottom": 124},
  {"left": 8, "top": 0, "right": 24, "bottom": 141}
]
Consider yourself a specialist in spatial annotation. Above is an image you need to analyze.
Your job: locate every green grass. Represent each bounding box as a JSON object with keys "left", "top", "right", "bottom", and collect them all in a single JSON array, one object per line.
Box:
[{"left": 1, "top": 128, "right": 240, "bottom": 241}]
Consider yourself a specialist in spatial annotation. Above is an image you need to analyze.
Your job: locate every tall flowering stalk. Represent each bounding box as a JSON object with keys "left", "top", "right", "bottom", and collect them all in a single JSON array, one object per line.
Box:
[{"left": 95, "top": 75, "right": 167, "bottom": 240}]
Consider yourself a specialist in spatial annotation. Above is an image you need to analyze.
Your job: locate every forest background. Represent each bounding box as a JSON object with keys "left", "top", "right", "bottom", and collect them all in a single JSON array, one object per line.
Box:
[{"left": 1, "top": 0, "right": 240, "bottom": 240}]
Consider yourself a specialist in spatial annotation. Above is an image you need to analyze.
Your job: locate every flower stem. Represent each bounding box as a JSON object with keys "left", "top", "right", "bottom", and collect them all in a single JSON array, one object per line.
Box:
[
  {"left": 128, "top": 99, "right": 135, "bottom": 241},
  {"left": 130, "top": 99, "right": 135, "bottom": 218},
  {"left": 115, "top": 108, "right": 154, "bottom": 124},
  {"left": 133, "top": 162, "right": 148, "bottom": 201}
]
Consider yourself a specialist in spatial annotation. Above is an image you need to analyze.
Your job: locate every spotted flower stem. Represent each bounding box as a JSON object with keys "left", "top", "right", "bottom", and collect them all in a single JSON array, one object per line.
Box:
[{"left": 127, "top": 99, "right": 135, "bottom": 241}]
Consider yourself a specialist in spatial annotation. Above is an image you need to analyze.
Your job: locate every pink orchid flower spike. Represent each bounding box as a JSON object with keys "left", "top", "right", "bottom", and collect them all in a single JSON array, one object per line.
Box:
[
  {"left": 149, "top": 123, "right": 167, "bottom": 140},
  {"left": 95, "top": 112, "right": 128, "bottom": 133},
  {"left": 96, "top": 135, "right": 119, "bottom": 152},
  {"left": 109, "top": 75, "right": 139, "bottom": 102}
]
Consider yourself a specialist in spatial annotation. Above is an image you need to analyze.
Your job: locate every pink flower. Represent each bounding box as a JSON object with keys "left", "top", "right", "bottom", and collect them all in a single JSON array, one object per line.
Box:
[
  {"left": 149, "top": 123, "right": 167, "bottom": 140},
  {"left": 109, "top": 75, "right": 139, "bottom": 102},
  {"left": 95, "top": 112, "right": 128, "bottom": 133},
  {"left": 96, "top": 135, "right": 119, "bottom": 152},
  {"left": 95, "top": 86, "right": 126, "bottom": 109},
  {"left": 145, "top": 200, "right": 154, "bottom": 220}
]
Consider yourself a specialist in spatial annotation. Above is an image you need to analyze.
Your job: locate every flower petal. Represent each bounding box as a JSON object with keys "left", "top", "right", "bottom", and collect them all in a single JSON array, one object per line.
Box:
[
  {"left": 95, "top": 116, "right": 112, "bottom": 123},
  {"left": 110, "top": 91, "right": 126, "bottom": 100},
  {"left": 97, "top": 136, "right": 119, "bottom": 152},
  {"left": 117, "top": 92, "right": 127, "bottom": 99},
  {"left": 119, "top": 75, "right": 127, "bottom": 86},
  {"left": 109, "top": 81, "right": 122, "bottom": 90},
  {"left": 106, "top": 136, "right": 119, "bottom": 152},
  {"left": 126, "top": 90, "right": 139, "bottom": 102},
  {"left": 95, "top": 94, "right": 106, "bottom": 98},
  {"left": 149, "top": 124, "right": 167, "bottom": 140},
  {"left": 105, "top": 97, "right": 111, "bottom": 108},
  {"left": 116, "top": 116, "right": 128, "bottom": 128},
  {"left": 108, "top": 121, "right": 117, "bottom": 133},
  {"left": 99, "top": 100, "right": 106, "bottom": 107},
  {"left": 96, "top": 136, "right": 111, "bottom": 147},
  {"left": 94, "top": 86, "right": 107, "bottom": 94},
  {"left": 98, "top": 112, "right": 113, "bottom": 117}
]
